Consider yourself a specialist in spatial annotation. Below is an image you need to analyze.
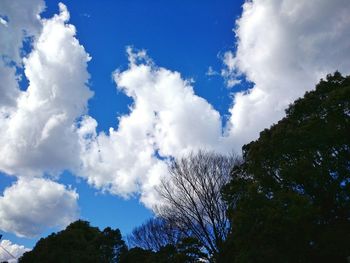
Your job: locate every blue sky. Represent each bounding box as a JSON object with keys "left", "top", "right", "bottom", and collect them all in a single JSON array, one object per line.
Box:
[
  {"left": 47, "top": 0, "right": 243, "bottom": 129},
  {"left": 1, "top": 0, "right": 350, "bottom": 260}
]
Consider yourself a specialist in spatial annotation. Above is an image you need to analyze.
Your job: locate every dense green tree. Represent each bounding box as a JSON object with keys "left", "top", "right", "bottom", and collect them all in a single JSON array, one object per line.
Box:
[
  {"left": 174, "top": 237, "right": 207, "bottom": 262},
  {"left": 19, "top": 220, "right": 127, "bottom": 263},
  {"left": 223, "top": 72, "right": 350, "bottom": 262},
  {"left": 119, "top": 247, "right": 154, "bottom": 263},
  {"left": 121, "top": 237, "right": 206, "bottom": 263},
  {"left": 97, "top": 227, "right": 127, "bottom": 262}
]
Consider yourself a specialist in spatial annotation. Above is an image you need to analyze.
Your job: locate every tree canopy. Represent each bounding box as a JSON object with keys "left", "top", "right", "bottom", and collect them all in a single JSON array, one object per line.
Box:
[
  {"left": 19, "top": 220, "right": 127, "bottom": 263},
  {"left": 120, "top": 237, "right": 206, "bottom": 263},
  {"left": 223, "top": 72, "right": 350, "bottom": 262}
]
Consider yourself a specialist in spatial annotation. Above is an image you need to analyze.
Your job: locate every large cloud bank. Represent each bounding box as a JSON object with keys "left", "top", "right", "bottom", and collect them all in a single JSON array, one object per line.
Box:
[
  {"left": 0, "top": 0, "right": 44, "bottom": 108},
  {"left": 0, "top": 2, "right": 92, "bottom": 177},
  {"left": 0, "top": 0, "right": 349, "bottom": 242},
  {"left": 223, "top": 0, "right": 350, "bottom": 143},
  {"left": 0, "top": 1, "right": 87, "bottom": 238}
]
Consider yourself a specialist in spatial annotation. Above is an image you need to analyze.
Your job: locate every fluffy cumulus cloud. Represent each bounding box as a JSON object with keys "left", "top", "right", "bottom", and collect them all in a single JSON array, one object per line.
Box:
[
  {"left": 0, "top": 178, "right": 78, "bottom": 237},
  {"left": 0, "top": 1, "right": 88, "bottom": 238},
  {"left": 0, "top": 239, "right": 29, "bottom": 263},
  {"left": 0, "top": 0, "right": 44, "bottom": 108},
  {"left": 0, "top": 59, "right": 20, "bottom": 109},
  {"left": 0, "top": 2, "right": 92, "bottom": 177},
  {"left": 0, "top": 0, "right": 44, "bottom": 63},
  {"left": 78, "top": 47, "right": 229, "bottom": 208},
  {"left": 223, "top": 0, "right": 350, "bottom": 144}
]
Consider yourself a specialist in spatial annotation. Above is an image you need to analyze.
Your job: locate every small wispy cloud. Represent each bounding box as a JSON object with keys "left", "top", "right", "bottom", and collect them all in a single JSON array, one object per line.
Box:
[
  {"left": 80, "top": 13, "right": 91, "bottom": 18},
  {"left": 206, "top": 66, "right": 219, "bottom": 76}
]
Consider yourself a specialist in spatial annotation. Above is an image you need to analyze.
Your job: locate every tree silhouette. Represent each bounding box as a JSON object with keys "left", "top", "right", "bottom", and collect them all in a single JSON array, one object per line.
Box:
[
  {"left": 223, "top": 72, "right": 350, "bottom": 262},
  {"left": 127, "top": 217, "right": 183, "bottom": 251},
  {"left": 19, "top": 220, "right": 126, "bottom": 263},
  {"left": 120, "top": 237, "right": 206, "bottom": 263}
]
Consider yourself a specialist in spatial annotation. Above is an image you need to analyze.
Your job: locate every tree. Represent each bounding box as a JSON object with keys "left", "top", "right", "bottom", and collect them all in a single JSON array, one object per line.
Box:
[
  {"left": 223, "top": 72, "right": 350, "bottom": 262},
  {"left": 174, "top": 237, "right": 207, "bottom": 262},
  {"left": 127, "top": 217, "right": 184, "bottom": 251},
  {"left": 19, "top": 220, "right": 127, "bottom": 263},
  {"left": 97, "top": 227, "right": 127, "bottom": 263},
  {"left": 155, "top": 151, "right": 239, "bottom": 261},
  {"left": 119, "top": 247, "right": 154, "bottom": 263},
  {"left": 120, "top": 237, "right": 206, "bottom": 263}
]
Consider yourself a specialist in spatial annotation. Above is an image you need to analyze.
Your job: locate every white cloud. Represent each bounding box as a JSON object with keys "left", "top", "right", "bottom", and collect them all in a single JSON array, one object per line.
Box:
[
  {"left": 0, "top": 239, "right": 30, "bottom": 263},
  {"left": 206, "top": 66, "right": 218, "bottom": 77},
  {"left": 0, "top": 0, "right": 44, "bottom": 63},
  {"left": 223, "top": 0, "right": 350, "bottom": 144},
  {"left": 0, "top": 177, "right": 79, "bottom": 237},
  {"left": 78, "top": 48, "right": 230, "bottom": 208},
  {"left": 0, "top": 2, "right": 93, "bottom": 177},
  {"left": 220, "top": 51, "right": 240, "bottom": 88},
  {"left": 0, "top": 60, "right": 20, "bottom": 109},
  {"left": 0, "top": 1, "right": 88, "bottom": 239},
  {"left": 0, "top": 0, "right": 44, "bottom": 109}
]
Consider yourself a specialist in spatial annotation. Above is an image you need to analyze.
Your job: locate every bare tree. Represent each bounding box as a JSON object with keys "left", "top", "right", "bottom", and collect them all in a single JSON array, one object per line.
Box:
[
  {"left": 127, "top": 217, "right": 184, "bottom": 251},
  {"left": 155, "top": 150, "right": 239, "bottom": 260}
]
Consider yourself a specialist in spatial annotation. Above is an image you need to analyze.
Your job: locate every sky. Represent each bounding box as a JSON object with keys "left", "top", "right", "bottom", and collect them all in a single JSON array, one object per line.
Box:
[{"left": 0, "top": 0, "right": 350, "bottom": 261}]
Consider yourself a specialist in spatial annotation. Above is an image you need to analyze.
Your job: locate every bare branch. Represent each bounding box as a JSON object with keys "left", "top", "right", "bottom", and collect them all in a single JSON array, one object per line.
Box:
[{"left": 155, "top": 150, "right": 239, "bottom": 258}]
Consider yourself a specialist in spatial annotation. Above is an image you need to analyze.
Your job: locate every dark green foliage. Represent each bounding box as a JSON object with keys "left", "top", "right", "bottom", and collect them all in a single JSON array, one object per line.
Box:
[
  {"left": 174, "top": 237, "right": 207, "bottom": 262},
  {"left": 119, "top": 247, "right": 154, "bottom": 263},
  {"left": 97, "top": 227, "right": 128, "bottom": 263},
  {"left": 120, "top": 237, "right": 206, "bottom": 263},
  {"left": 19, "top": 220, "right": 127, "bottom": 263},
  {"left": 223, "top": 72, "right": 350, "bottom": 262}
]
